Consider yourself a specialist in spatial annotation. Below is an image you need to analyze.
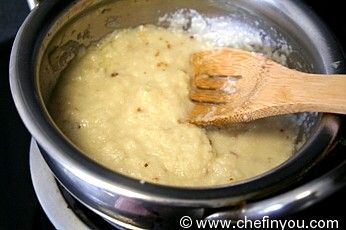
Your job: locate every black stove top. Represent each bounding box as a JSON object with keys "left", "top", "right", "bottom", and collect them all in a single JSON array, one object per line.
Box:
[{"left": 1, "top": 1, "right": 345, "bottom": 229}]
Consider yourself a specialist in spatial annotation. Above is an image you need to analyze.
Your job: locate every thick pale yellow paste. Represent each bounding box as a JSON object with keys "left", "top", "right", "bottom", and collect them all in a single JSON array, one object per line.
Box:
[{"left": 49, "top": 25, "right": 298, "bottom": 186}]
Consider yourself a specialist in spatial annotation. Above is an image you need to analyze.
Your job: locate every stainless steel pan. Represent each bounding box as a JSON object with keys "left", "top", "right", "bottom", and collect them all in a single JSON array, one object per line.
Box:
[{"left": 10, "top": 0, "right": 346, "bottom": 228}]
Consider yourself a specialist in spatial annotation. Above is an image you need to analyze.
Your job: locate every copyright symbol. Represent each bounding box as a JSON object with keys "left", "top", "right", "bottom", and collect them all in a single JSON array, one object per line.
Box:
[{"left": 180, "top": 216, "right": 193, "bottom": 228}]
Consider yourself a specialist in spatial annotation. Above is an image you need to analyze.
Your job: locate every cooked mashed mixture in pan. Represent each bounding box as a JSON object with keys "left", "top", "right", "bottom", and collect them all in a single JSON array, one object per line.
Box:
[{"left": 49, "top": 25, "right": 299, "bottom": 186}]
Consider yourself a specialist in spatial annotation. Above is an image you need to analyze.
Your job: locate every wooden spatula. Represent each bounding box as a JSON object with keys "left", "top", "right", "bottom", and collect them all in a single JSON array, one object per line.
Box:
[{"left": 187, "top": 48, "right": 346, "bottom": 125}]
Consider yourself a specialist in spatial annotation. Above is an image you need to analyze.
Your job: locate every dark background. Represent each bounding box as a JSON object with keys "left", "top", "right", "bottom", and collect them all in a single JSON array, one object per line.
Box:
[{"left": 0, "top": 0, "right": 345, "bottom": 229}]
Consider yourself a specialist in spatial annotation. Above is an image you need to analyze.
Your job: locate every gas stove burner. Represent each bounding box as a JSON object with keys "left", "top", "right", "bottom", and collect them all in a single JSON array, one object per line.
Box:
[
  {"left": 29, "top": 139, "right": 123, "bottom": 230},
  {"left": 58, "top": 183, "right": 117, "bottom": 230},
  {"left": 30, "top": 135, "right": 346, "bottom": 229},
  {"left": 29, "top": 140, "right": 88, "bottom": 229}
]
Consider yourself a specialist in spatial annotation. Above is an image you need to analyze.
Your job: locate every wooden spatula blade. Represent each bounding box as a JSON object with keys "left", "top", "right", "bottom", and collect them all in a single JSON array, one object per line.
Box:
[
  {"left": 188, "top": 48, "right": 346, "bottom": 125},
  {"left": 190, "top": 90, "right": 232, "bottom": 104},
  {"left": 193, "top": 74, "right": 239, "bottom": 92}
]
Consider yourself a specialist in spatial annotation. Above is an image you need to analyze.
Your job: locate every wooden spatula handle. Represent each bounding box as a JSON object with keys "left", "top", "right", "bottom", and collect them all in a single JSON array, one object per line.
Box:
[
  {"left": 261, "top": 64, "right": 346, "bottom": 115},
  {"left": 289, "top": 73, "right": 346, "bottom": 113}
]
